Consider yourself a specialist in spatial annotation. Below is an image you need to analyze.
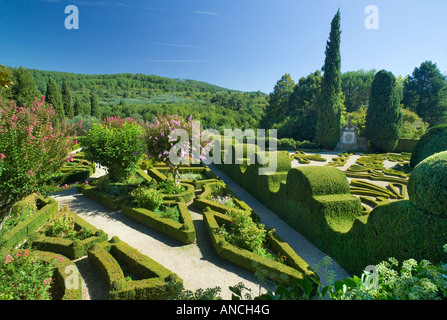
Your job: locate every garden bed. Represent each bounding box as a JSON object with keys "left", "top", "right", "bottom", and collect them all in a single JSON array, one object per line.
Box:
[
  {"left": 87, "top": 237, "right": 182, "bottom": 300},
  {"left": 30, "top": 210, "right": 108, "bottom": 259},
  {"left": 121, "top": 201, "right": 196, "bottom": 244},
  {"left": 203, "top": 208, "right": 315, "bottom": 286}
]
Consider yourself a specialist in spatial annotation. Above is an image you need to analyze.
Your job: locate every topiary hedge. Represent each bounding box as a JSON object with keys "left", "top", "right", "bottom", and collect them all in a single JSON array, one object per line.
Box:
[
  {"left": 408, "top": 151, "right": 447, "bottom": 218},
  {"left": 87, "top": 237, "right": 183, "bottom": 300},
  {"left": 410, "top": 124, "right": 447, "bottom": 167}
]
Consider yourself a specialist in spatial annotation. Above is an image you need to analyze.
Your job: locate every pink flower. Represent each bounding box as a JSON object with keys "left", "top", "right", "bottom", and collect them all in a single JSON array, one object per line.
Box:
[
  {"left": 85, "top": 181, "right": 89, "bottom": 184},
  {"left": 28, "top": 170, "right": 34, "bottom": 176},
  {"left": 0, "top": 153, "right": 5, "bottom": 161},
  {"left": 4, "top": 255, "right": 14, "bottom": 264}
]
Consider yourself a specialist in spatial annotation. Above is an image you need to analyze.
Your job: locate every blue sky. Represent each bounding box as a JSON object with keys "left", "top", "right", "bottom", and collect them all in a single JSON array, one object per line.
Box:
[{"left": 0, "top": 0, "right": 446, "bottom": 93}]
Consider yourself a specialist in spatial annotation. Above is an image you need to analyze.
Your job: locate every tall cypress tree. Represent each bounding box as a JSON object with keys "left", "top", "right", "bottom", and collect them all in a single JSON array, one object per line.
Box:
[
  {"left": 11, "top": 67, "right": 40, "bottom": 108},
  {"left": 90, "top": 90, "right": 100, "bottom": 119},
  {"left": 365, "top": 70, "right": 402, "bottom": 152},
  {"left": 62, "top": 80, "right": 74, "bottom": 119},
  {"left": 316, "top": 9, "right": 343, "bottom": 150},
  {"left": 74, "top": 95, "right": 83, "bottom": 117},
  {"left": 46, "top": 78, "right": 64, "bottom": 120}
]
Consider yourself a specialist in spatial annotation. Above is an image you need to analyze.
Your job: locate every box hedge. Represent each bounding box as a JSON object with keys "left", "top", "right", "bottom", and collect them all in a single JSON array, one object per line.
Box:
[
  {"left": 410, "top": 124, "right": 447, "bottom": 167},
  {"left": 121, "top": 201, "right": 196, "bottom": 244},
  {"left": 30, "top": 210, "right": 108, "bottom": 259},
  {"left": 2, "top": 196, "right": 58, "bottom": 250},
  {"left": 88, "top": 237, "right": 183, "bottom": 300},
  {"left": 203, "top": 208, "right": 316, "bottom": 286},
  {"left": 35, "top": 250, "right": 83, "bottom": 300}
]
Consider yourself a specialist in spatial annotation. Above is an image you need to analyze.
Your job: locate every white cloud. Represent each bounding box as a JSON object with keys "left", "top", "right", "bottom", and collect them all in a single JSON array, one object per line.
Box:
[{"left": 193, "top": 11, "right": 220, "bottom": 16}]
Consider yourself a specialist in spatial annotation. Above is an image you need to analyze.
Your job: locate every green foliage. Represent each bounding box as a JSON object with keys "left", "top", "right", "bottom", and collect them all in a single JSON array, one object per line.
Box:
[
  {"left": 0, "top": 249, "right": 54, "bottom": 300},
  {"left": 329, "top": 256, "right": 447, "bottom": 300},
  {"left": 400, "top": 108, "right": 429, "bottom": 139},
  {"left": 408, "top": 151, "right": 447, "bottom": 217},
  {"left": 80, "top": 118, "right": 145, "bottom": 182},
  {"left": 46, "top": 78, "right": 64, "bottom": 120},
  {"left": 10, "top": 67, "right": 40, "bottom": 108},
  {"left": 90, "top": 90, "right": 100, "bottom": 118},
  {"left": 316, "top": 9, "right": 343, "bottom": 150},
  {"left": 260, "top": 73, "right": 295, "bottom": 129},
  {"left": 341, "top": 69, "right": 376, "bottom": 112},
  {"left": 45, "top": 204, "right": 93, "bottom": 240},
  {"left": 154, "top": 204, "right": 181, "bottom": 223},
  {"left": 410, "top": 124, "right": 447, "bottom": 167},
  {"left": 130, "top": 187, "right": 163, "bottom": 211},
  {"left": 365, "top": 70, "right": 403, "bottom": 152},
  {"left": 62, "top": 79, "right": 74, "bottom": 119},
  {"left": 219, "top": 209, "right": 274, "bottom": 256},
  {"left": 403, "top": 60, "right": 447, "bottom": 127}
]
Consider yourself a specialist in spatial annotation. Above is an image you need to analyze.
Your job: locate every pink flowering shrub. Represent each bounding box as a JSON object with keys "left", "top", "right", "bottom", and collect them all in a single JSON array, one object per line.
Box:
[
  {"left": 81, "top": 116, "right": 145, "bottom": 182},
  {"left": 0, "top": 249, "right": 55, "bottom": 300},
  {"left": 0, "top": 97, "right": 75, "bottom": 228},
  {"left": 145, "top": 114, "right": 213, "bottom": 183}
]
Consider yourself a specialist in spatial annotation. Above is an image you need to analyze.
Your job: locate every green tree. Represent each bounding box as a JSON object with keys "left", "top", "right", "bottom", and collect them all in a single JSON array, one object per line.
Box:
[
  {"left": 279, "top": 70, "right": 322, "bottom": 142},
  {"left": 46, "top": 78, "right": 64, "bottom": 120},
  {"left": 403, "top": 61, "right": 447, "bottom": 127},
  {"left": 341, "top": 69, "right": 376, "bottom": 113},
  {"left": 365, "top": 70, "right": 403, "bottom": 152},
  {"left": 260, "top": 73, "right": 295, "bottom": 129},
  {"left": 90, "top": 90, "right": 100, "bottom": 119},
  {"left": 74, "top": 95, "right": 83, "bottom": 116},
  {"left": 316, "top": 9, "right": 343, "bottom": 150},
  {"left": 11, "top": 67, "right": 40, "bottom": 108},
  {"left": 62, "top": 80, "right": 74, "bottom": 119}
]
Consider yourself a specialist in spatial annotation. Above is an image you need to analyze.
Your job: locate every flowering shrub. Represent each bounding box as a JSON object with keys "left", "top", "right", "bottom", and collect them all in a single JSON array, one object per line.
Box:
[
  {"left": 212, "top": 194, "right": 237, "bottom": 208},
  {"left": 81, "top": 116, "right": 145, "bottom": 182},
  {"left": 145, "top": 114, "right": 213, "bottom": 183},
  {"left": 0, "top": 97, "right": 75, "bottom": 231},
  {"left": 0, "top": 249, "right": 55, "bottom": 300}
]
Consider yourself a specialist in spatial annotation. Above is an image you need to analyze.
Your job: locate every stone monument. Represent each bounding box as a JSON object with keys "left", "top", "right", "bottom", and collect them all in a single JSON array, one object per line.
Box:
[{"left": 335, "top": 117, "right": 367, "bottom": 151}]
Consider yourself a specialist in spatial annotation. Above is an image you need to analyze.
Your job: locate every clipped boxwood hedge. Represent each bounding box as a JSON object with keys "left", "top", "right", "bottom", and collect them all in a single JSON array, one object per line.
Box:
[
  {"left": 2, "top": 196, "right": 58, "bottom": 250},
  {"left": 78, "top": 184, "right": 131, "bottom": 211},
  {"left": 160, "top": 183, "right": 196, "bottom": 204},
  {"left": 408, "top": 151, "right": 447, "bottom": 218},
  {"left": 30, "top": 210, "right": 108, "bottom": 259},
  {"left": 203, "top": 208, "right": 316, "bottom": 286},
  {"left": 35, "top": 250, "right": 83, "bottom": 300},
  {"left": 121, "top": 201, "right": 196, "bottom": 244},
  {"left": 410, "top": 124, "right": 447, "bottom": 167},
  {"left": 88, "top": 237, "right": 183, "bottom": 300}
]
